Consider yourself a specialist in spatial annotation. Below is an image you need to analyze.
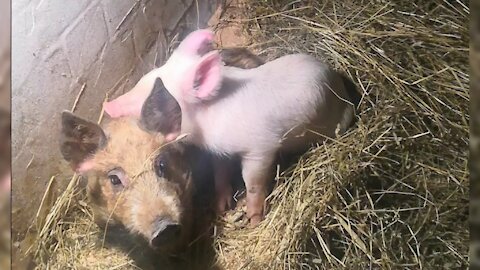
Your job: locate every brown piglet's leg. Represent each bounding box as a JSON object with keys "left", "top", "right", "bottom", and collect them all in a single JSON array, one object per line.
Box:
[{"left": 213, "top": 157, "right": 235, "bottom": 213}]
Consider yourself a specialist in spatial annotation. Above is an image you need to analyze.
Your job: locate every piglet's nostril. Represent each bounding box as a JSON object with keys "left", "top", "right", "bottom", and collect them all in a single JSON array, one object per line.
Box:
[{"left": 150, "top": 221, "right": 181, "bottom": 248}]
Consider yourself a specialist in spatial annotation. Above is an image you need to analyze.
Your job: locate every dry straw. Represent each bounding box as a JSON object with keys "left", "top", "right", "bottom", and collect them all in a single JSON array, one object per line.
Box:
[
  {"left": 28, "top": 0, "right": 469, "bottom": 269},
  {"left": 215, "top": 0, "right": 468, "bottom": 269}
]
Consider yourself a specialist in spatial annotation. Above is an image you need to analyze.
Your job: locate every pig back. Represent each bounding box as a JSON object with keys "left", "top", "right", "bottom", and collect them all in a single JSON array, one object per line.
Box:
[{"left": 202, "top": 54, "right": 351, "bottom": 154}]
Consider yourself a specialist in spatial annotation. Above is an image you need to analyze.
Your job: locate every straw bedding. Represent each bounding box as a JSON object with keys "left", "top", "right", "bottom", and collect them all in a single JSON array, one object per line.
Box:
[{"left": 28, "top": 0, "right": 469, "bottom": 269}]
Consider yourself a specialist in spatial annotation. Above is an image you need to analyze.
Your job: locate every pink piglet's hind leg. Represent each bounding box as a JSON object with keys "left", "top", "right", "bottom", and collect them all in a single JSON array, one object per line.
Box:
[{"left": 241, "top": 154, "right": 275, "bottom": 226}]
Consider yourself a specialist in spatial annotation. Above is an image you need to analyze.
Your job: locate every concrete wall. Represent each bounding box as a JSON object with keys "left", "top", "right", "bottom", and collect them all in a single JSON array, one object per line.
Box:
[
  {"left": 0, "top": 0, "right": 9, "bottom": 111},
  {"left": 12, "top": 0, "right": 216, "bottom": 240}
]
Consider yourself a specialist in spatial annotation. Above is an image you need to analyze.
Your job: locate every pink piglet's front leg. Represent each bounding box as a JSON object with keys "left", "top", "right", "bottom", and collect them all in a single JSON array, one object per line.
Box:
[{"left": 241, "top": 153, "right": 275, "bottom": 226}]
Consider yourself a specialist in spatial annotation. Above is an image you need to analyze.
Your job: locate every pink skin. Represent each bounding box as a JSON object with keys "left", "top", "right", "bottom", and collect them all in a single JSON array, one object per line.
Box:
[
  {"left": 103, "top": 29, "right": 215, "bottom": 119},
  {"left": 103, "top": 88, "right": 150, "bottom": 118},
  {"left": 182, "top": 52, "right": 222, "bottom": 103},
  {"left": 0, "top": 173, "right": 9, "bottom": 194},
  {"left": 76, "top": 159, "right": 95, "bottom": 173},
  {"left": 176, "top": 29, "right": 214, "bottom": 56}
]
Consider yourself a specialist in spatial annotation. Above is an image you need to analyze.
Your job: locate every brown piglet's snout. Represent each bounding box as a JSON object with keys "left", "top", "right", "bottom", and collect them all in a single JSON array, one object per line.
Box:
[{"left": 150, "top": 218, "right": 181, "bottom": 248}]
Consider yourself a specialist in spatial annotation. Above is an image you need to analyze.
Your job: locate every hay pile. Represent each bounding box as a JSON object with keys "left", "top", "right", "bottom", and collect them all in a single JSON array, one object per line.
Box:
[
  {"left": 214, "top": 0, "right": 469, "bottom": 269},
  {"left": 27, "top": 0, "right": 468, "bottom": 269}
]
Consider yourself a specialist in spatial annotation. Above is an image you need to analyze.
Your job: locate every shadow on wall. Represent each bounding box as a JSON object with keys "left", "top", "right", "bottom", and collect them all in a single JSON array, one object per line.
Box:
[{"left": 0, "top": 0, "right": 10, "bottom": 268}]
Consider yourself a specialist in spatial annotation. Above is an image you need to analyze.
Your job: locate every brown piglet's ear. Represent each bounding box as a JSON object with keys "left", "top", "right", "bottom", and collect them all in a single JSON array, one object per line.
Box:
[
  {"left": 60, "top": 111, "right": 107, "bottom": 172},
  {"left": 140, "top": 78, "right": 181, "bottom": 141}
]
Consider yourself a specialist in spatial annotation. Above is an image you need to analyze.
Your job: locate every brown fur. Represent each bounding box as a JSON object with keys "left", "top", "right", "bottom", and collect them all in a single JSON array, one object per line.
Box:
[
  {"left": 220, "top": 47, "right": 265, "bottom": 69},
  {"left": 60, "top": 114, "right": 194, "bottom": 253}
]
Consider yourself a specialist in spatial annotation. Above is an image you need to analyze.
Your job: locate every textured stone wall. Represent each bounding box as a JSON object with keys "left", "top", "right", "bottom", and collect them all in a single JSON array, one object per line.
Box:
[
  {"left": 0, "top": 0, "right": 9, "bottom": 111},
  {"left": 12, "top": 0, "right": 216, "bottom": 240}
]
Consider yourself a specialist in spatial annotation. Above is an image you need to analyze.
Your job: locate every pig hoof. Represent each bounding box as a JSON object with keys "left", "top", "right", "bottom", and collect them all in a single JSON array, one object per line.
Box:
[
  {"left": 248, "top": 214, "right": 263, "bottom": 227},
  {"left": 216, "top": 194, "right": 232, "bottom": 213}
]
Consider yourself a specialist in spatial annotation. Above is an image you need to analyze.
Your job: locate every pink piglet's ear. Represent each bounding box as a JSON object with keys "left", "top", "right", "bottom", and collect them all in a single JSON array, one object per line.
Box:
[
  {"left": 178, "top": 29, "right": 215, "bottom": 56},
  {"left": 183, "top": 51, "right": 223, "bottom": 102}
]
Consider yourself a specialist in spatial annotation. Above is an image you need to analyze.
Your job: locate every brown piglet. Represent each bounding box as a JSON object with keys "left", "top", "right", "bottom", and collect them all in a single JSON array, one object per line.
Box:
[{"left": 60, "top": 111, "right": 197, "bottom": 253}]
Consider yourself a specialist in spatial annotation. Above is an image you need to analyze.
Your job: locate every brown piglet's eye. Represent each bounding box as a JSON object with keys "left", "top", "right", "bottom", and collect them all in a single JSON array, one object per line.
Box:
[
  {"left": 154, "top": 155, "right": 167, "bottom": 178},
  {"left": 107, "top": 169, "right": 127, "bottom": 187},
  {"left": 109, "top": 175, "right": 122, "bottom": 185}
]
